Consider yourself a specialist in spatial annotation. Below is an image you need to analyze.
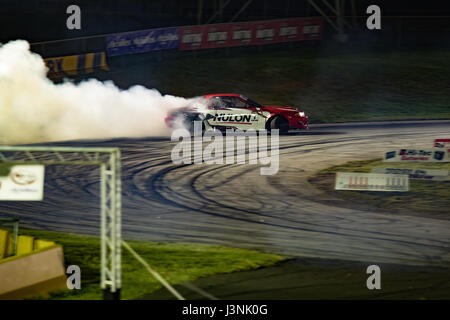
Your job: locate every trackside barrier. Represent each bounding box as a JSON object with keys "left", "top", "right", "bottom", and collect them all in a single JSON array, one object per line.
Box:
[
  {"left": 0, "top": 217, "right": 19, "bottom": 256},
  {"left": 0, "top": 246, "right": 66, "bottom": 299},
  {"left": 16, "top": 236, "right": 34, "bottom": 256},
  {"left": 335, "top": 172, "right": 409, "bottom": 192},
  {"left": 178, "top": 17, "right": 323, "bottom": 51},
  {"left": 106, "top": 27, "right": 179, "bottom": 56},
  {"left": 44, "top": 52, "right": 109, "bottom": 78},
  {"left": 0, "top": 228, "right": 56, "bottom": 260},
  {"left": 0, "top": 230, "right": 8, "bottom": 259},
  {"left": 0, "top": 225, "right": 62, "bottom": 299},
  {"left": 434, "top": 139, "right": 450, "bottom": 152},
  {"left": 384, "top": 148, "right": 450, "bottom": 163},
  {"left": 371, "top": 167, "right": 449, "bottom": 181},
  {"left": 105, "top": 17, "right": 323, "bottom": 56}
]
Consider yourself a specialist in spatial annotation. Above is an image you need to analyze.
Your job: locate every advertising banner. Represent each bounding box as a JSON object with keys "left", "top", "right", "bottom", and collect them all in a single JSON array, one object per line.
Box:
[
  {"left": 0, "top": 165, "right": 45, "bottom": 201},
  {"left": 434, "top": 138, "right": 450, "bottom": 152},
  {"left": 179, "top": 24, "right": 230, "bottom": 50},
  {"left": 371, "top": 168, "right": 449, "bottom": 181},
  {"left": 335, "top": 172, "right": 409, "bottom": 192},
  {"left": 106, "top": 27, "right": 179, "bottom": 56},
  {"left": 178, "top": 17, "right": 323, "bottom": 51},
  {"left": 45, "top": 52, "right": 108, "bottom": 78},
  {"left": 384, "top": 149, "right": 449, "bottom": 162}
]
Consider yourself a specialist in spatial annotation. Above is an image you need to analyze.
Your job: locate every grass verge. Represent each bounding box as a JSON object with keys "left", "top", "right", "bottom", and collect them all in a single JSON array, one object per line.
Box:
[
  {"left": 308, "top": 159, "right": 450, "bottom": 217},
  {"left": 19, "top": 229, "right": 285, "bottom": 300}
]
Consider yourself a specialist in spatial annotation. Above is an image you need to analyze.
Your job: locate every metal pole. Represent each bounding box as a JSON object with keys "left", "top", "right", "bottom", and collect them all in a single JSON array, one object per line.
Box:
[
  {"left": 263, "top": 0, "right": 268, "bottom": 19},
  {"left": 109, "top": 152, "right": 117, "bottom": 295},
  {"left": 350, "top": 0, "right": 357, "bottom": 29},
  {"left": 219, "top": 0, "right": 224, "bottom": 22},
  {"left": 231, "top": 0, "right": 253, "bottom": 22},
  {"left": 115, "top": 150, "right": 122, "bottom": 294},
  {"left": 100, "top": 163, "right": 107, "bottom": 292},
  {"left": 102, "top": 151, "right": 120, "bottom": 300},
  {"left": 336, "top": 0, "right": 343, "bottom": 37},
  {"left": 207, "top": 0, "right": 231, "bottom": 24},
  {"left": 197, "top": 0, "right": 204, "bottom": 25},
  {"left": 307, "top": 0, "right": 339, "bottom": 31},
  {"left": 12, "top": 218, "right": 19, "bottom": 256}
]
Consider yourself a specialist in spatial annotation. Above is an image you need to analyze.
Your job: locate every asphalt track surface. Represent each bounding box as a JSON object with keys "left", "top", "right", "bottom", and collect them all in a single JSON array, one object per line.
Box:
[{"left": 1, "top": 120, "right": 450, "bottom": 267}]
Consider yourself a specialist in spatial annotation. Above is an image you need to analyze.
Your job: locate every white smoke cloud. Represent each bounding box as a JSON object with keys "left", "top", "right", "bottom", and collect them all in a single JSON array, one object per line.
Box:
[{"left": 0, "top": 40, "right": 199, "bottom": 144}]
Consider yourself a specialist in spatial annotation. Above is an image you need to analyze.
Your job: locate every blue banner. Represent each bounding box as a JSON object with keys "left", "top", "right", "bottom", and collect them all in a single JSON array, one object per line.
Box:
[{"left": 106, "top": 27, "right": 179, "bottom": 56}]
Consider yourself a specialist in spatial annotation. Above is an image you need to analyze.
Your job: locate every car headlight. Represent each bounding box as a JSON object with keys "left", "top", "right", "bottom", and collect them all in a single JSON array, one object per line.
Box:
[{"left": 298, "top": 111, "right": 305, "bottom": 117}]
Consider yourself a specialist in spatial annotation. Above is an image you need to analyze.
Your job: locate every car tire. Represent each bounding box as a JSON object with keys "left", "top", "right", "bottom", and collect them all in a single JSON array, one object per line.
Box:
[{"left": 269, "top": 115, "right": 289, "bottom": 134}]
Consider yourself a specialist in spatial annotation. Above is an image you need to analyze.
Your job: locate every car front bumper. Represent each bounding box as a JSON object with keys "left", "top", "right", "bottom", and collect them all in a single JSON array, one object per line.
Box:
[{"left": 288, "top": 116, "right": 309, "bottom": 130}]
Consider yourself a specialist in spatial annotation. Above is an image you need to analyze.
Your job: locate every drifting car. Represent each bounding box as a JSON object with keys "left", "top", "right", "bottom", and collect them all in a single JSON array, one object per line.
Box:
[{"left": 165, "top": 94, "right": 308, "bottom": 134}]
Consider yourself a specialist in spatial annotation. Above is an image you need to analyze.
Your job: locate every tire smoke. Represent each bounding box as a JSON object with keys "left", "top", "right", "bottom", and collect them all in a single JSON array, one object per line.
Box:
[{"left": 0, "top": 40, "right": 198, "bottom": 144}]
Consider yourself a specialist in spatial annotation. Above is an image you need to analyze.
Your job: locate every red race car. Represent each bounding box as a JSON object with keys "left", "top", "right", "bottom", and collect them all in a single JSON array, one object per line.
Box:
[{"left": 165, "top": 93, "right": 308, "bottom": 134}]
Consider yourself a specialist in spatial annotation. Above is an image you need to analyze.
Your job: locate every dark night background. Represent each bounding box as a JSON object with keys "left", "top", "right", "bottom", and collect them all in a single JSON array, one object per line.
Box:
[{"left": 0, "top": 1, "right": 448, "bottom": 49}]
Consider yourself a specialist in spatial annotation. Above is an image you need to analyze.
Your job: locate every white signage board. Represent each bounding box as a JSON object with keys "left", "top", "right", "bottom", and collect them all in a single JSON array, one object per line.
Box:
[
  {"left": 335, "top": 172, "right": 409, "bottom": 192},
  {"left": 384, "top": 148, "right": 449, "bottom": 163},
  {"left": 371, "top": 167, "right": 449, "bottom": 181},
  {"left": 0, "top": 165, "right": 45, "bottom": 201},
  {"left": 434, "top": 139, "right": 450, "bottom": 152}
]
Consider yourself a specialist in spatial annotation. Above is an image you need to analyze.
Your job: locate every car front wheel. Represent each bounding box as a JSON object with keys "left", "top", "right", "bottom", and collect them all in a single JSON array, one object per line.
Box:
[{"left": 269, "top": 115, "right": 289, "bottom": 134}]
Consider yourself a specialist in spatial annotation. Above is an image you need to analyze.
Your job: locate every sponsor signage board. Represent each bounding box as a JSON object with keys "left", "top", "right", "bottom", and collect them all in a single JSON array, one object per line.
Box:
[
  {"left": 371, "top": 167, "right": 449, "bottom": 181},
  {"left": 434, "top": 138, "right": 450, "bottom": 152},
  {"left": 384, "top": 149, "right": 449, "bottom": 162},
  {"left": 335, "top": 172, "right": 409, "bottom": 192},
  {"left": 45, "top": 52, "right": 108, "bottom": 78},
  {"left": 106, "top": 27, "right": 179, "bottom": 56},
  {"left": 178, "top": 17, "right": 323, "bottom": 51},
  {"left": 0, "top": 165, "right": 45, "bottom": 201}
]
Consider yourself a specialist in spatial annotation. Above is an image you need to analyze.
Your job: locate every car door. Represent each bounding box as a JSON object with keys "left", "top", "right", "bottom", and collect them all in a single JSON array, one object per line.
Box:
[{"left": 207, "top": 96, "right": 266, "bottom": 130}]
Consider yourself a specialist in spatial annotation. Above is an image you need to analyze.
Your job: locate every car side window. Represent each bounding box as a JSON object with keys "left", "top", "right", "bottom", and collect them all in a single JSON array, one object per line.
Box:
[
  {"left": 209, "top": 97, "right": 230, "bottom": 109},
  {"left": 219, "top": 97, "right": 235, "bottom": 108},
  {"left": 223, "top": 97, "right": 251, "bottom": 108}
]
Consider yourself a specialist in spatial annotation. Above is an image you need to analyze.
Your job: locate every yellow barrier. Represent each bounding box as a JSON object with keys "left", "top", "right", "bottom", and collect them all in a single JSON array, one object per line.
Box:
[
  {"left": 44, "top": 52, "right": 109, "bottom": 78},
  {"left": 0, "top": 230, "right": 8, "bottom": 259},
  {"left": 0, "top": 229, "right": 57, "bottom": 261},
  {"left": 16, "top": 236, "right": 34, "bottom": 256},
  {"left": 34, "top": 239, "right": 55, "bottom": 251}
]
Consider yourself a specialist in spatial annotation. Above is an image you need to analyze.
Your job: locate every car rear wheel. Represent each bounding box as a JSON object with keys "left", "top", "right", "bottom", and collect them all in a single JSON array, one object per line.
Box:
[
  {"left": 269, "top": 115, "right": 289, "bottom": 134},
  {"left": 184, "top": 115, "right": 205, "bottom": 136}
]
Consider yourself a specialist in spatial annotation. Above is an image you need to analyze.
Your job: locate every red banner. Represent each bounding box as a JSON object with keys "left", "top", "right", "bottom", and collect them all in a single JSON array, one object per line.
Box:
[{"left": 178, "top": 17, "right": 323, "bottom": 51}]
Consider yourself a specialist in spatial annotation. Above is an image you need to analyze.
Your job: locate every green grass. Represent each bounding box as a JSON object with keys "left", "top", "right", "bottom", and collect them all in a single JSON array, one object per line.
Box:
[
  {"left": 0, "top": 163, "right": 13, "bottom": 176},
  {"left": 87, "top": 47, "right": 450, "bottom": 123},
  {"left": 19, "top": 229, "right": 285, "bottom": 300},
  {"left": 308, "top": 159, "right": 450, "bottom": 217}
]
